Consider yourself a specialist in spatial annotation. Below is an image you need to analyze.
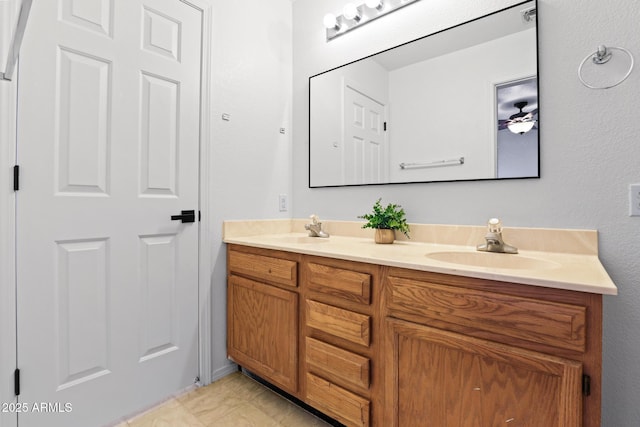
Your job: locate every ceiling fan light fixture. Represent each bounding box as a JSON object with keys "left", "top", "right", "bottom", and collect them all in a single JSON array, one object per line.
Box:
[
  {"left": 505, "top": 101, "right": 536, "bottom": 135},
  {"left": 507, "top": 120, "right": 535, "bottom": 135}
]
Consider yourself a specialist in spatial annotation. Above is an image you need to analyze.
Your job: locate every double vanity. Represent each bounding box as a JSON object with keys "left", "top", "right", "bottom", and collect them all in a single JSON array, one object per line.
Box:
[{"left": 223, "top": 219, "right": 616, "bottom": 427}]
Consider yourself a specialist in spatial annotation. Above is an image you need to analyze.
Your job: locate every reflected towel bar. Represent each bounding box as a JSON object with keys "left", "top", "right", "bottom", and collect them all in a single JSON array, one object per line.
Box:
[
  {"left": 1, "top": 0, "right": 33, "bottom": 81},
  {"left": 399, "top": 157, "right": 465, "bottom": 170}
]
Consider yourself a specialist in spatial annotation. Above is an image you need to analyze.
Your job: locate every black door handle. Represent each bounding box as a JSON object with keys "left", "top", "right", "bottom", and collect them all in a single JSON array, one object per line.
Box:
[{"left": 171, "top": 210, "right": 196, "bottom": 223}]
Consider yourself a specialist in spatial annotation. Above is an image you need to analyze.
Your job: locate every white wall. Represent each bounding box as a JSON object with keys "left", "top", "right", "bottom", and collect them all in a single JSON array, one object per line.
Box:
[
  {"left": 207, "top": 0, "right": 293, "bottom": 379},
  {"left": 292, "top": 0, "right": 640, "bottom": 425}
]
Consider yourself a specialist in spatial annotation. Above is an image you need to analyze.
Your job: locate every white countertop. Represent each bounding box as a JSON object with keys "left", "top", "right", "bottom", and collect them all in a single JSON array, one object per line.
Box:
[{"left": 223, "top": 219, "right": 618, "bottom": 295}]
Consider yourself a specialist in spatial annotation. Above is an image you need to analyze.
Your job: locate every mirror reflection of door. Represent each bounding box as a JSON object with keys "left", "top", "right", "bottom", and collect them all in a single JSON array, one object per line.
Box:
[
  {"left": 495, "top": 76, "right": 539, "bottom": 178},
  {"left": 343, "top": 84, "right": 388, "bottom": 185}
]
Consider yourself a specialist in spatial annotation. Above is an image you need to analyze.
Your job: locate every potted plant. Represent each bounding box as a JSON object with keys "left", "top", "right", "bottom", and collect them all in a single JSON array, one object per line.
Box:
[{"left": 358, "top": 198, "right": 410, "bottom": 244}]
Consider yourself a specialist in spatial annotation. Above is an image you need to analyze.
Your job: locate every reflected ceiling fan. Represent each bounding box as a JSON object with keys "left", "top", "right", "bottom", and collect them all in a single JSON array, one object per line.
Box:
[{"left": 498, "top": 101, "right": 538, "bottom": 134}]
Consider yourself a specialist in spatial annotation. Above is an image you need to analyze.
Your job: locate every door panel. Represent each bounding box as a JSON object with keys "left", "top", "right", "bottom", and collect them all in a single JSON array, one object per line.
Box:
[
  {"left": 60, "top": 0, "right": 113, "bottom": 37},
  {"left": 55, "top": 238, "right": 111, "bottom": 391},
  {"left": 343, "top": 85, "right": 387, "bottom": 185},
  {"left": 138, "top": 233, "right": 179, "bottom": 362},
  {"left": 227, "top": 275, "right": 299, "bottom": 394},
  {"left": 142, "top": 6, "right": 181, "bottom": 61},
  {"left": 56, "top": 48, "right": 111, "bottom": 195},
  {"left": 16, "top": 1, "right": 202, "bottom": 426},
  {"left": 386, "top": 318, "right": 582, "bottom": 427},
  {"left": 140, "top": 72, "right": 179, "bottom": 196}
]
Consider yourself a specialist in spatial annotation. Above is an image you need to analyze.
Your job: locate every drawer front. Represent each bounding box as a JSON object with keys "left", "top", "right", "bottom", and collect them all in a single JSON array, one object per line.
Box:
[
  {"left": 306, "top": 373, "right": 370, "bottom": 427},
  {"left": 386, "top": 275, "right": 587, "bottom": 352},
  {"left": 306, "top": 300, "right": 371, "bottom": 347},
  {"left": 307, "top": 262, "right": 371, "bottom": 304},
  {"left": 306, "top": 337, "right": 370, "bottom": 390},
  {"left": 228, "top": 250, "right": 297, "bottom": 288}
]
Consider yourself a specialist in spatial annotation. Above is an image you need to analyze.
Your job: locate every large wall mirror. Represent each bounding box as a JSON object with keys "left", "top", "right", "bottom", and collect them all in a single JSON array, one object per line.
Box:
[{"left": 309, "top": 0, "right": 539, "bottom": 188}]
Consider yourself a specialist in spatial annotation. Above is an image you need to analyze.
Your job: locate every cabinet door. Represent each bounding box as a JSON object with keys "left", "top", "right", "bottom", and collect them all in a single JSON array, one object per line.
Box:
[
  {"left": 227, "top": 274, "right": 298, "bottom": 393},
  {"left": 385, "top": 318, "right": 582, "bottom": 427}
]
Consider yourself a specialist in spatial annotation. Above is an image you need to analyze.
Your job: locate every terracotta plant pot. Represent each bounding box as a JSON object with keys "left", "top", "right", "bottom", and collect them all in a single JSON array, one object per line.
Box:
[{"left": 374, "top": 229, "right": 395, "bottom": 244}]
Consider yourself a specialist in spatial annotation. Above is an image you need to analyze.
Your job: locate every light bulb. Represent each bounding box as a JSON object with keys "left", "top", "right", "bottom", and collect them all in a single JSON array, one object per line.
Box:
[
  {"left": 365, "top": 0, "right": 383, "bottom": 10},
  {"left": 343, "top": 3, "right": 361, "bottom": 21},
  {"left": 323, "top": 13, "right": 338, "bottom": 30}
]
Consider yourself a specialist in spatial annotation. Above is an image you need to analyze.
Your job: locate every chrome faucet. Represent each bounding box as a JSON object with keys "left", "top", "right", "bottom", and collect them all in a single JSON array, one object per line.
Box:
[
  {"left": 305, "top": 214, "right": 329, "bottom": 238},
  {"left": 476, "top": 218, "right": 518, "bottom": 254}
]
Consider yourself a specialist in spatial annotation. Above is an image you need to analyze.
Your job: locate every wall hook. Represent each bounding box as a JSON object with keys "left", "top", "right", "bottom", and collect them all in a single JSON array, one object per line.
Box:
[{"left": 592, "top": 45, "right": 612, "bottom": 65}]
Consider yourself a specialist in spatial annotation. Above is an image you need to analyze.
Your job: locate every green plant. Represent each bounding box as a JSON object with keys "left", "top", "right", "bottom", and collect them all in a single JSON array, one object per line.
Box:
[{"left": 358, "top": 198, "right": 410, "bottom": 238}]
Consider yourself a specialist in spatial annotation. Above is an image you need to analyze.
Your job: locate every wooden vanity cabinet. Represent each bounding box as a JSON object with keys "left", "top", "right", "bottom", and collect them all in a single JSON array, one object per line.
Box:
[
  {"left": 226, "top": 245, "right": 300, "bottom": 394},
  {"left": 227, "top": 246, "right": 604, "bottom": 427},
  {"left": 384, "top": 267, "right": 603, "bottom": 427},
  {"left": 301, "top": 257, "right": 383, "bottom": 427}
]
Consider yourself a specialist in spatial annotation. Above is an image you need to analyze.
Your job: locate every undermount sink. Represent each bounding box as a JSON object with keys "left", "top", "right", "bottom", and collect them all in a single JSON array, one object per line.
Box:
[
  {"left": 426, "top": 251, "right": 560, "bottom": 271},
  {"left": 269, "top": 235, "right": 330, "bottom": 244}
]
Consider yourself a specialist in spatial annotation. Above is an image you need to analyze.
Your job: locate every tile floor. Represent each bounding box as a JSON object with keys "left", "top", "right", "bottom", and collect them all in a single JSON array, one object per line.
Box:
[{"left": 114, "top": 372, "right": 334, "bottom": 427}]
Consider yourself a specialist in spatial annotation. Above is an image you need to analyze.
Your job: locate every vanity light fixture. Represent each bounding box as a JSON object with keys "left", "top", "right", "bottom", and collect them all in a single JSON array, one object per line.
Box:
[
  {"left": 323, "top": 13, "right": 340, "bottom": 31},
  {"left": 343, "top": 3, "right": 362, "bottom": 22},
  {"left": 324, "top": 0, "right": 422, "bottom": 41},
  {"left": 365, "top": 0, "right": 384, "bottom": 11}
]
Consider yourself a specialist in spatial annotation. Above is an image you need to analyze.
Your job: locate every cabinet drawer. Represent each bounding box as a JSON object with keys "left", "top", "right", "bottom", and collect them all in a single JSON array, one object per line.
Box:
[
  {"left": 386, "top": 275, "right": 586, "bottom": 352},
  {"left": 307, "top": 262, "right": 371, "bottom": 304},
  {"left": 306, "top": 300, "right": 371, "bottom": 347},
  {"left": 229, "top": 250, "right": 297, "bottom": 288},
  {"left": 306, "top": 337, "right": 370, "bottom": 390},
  {"left": 306, "top": 373, "right": 370, "bottom": 427}
]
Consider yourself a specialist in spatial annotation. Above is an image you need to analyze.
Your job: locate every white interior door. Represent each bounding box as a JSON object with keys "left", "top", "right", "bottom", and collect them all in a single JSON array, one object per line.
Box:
[
  {"left": 343, "top": 85, "right": 388, "bottom": 185},
  {"left": 0, "top": 1, "right": 19, "bottom": 427},
  {"left": 16, "top": 1, "right": 202, "bottom": 426}
]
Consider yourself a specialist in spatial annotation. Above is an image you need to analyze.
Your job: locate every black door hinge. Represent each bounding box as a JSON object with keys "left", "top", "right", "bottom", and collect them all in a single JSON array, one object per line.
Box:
[
  {"left": 198, "top": 211, "right": 201, "bottom": 222},
  {"left": 384, "top": 122, "right": 387, "bottom": 131},
  {"left": 13, "top": 165, "right": 19, "bottom": 191},
  {"left": 582, "top": 374, "right": 591, "bottom": 396},
  {"left": 14, "top": 368, "right": 20, "bottom": 396}
]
